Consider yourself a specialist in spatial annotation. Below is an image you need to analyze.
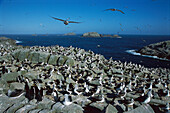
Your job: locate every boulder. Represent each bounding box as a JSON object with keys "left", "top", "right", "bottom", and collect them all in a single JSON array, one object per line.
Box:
[
  {"left": 1, "top": 72, "right": 19, "bottom": 82},
  {"left": 17, "top": 49, "right": 31, "bottom": 61},
  {"left": 82, "top": 32, "right": 101, "bottom": 37},
  {"left": 124, "top": 104, "right": 155, "bottom": 113},
  {"left": 58, "top": 55, "right": 68, "bottom": 66},
  {"left": 62, "top": 103, "right": 84, "bottom": 113},
  {"left": 48, "top": 55, "right": 59, "bottom": 65},
  {"left": 105, "top": 104, "right": 118, "bottom": 113},
  {"left": 30, "top": 52, "right": 40, "bottom": 63},
  {"left": 9, "top": 82, "right": 25, "bottom": 90},
  {"left": 38, "top": 52, "right": 50, "bottom": 63},
  {"left": 90, "top": 102, "right": 108, "bottom": 111},
  {"left": 65, "top": 58, "right": 75, "bottom": 66}
]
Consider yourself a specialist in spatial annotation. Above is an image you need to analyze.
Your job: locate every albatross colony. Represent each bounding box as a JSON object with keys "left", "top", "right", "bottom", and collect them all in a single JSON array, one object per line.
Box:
[{"left": 0, "top": 37, "right": 169, "bottom": 113}]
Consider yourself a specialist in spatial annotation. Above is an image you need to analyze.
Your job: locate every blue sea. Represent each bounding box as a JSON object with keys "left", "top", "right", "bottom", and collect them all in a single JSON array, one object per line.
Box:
[{"left": 1, "top": 34, "right": 170, "bottom": 69}]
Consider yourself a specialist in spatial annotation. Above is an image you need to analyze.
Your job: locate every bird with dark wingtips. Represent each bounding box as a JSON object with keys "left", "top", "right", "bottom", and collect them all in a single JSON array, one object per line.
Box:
[
  {"left": 50, "top": 16, "right": 81, "bottom": 25},
  {"left": 104, "top": 8, "right": 125, "bottom": 14}
]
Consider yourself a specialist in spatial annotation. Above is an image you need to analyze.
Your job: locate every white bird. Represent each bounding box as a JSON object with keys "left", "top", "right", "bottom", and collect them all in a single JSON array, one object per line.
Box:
[{"left": 63, "top": 94, "right": 72, "bottom": 106}]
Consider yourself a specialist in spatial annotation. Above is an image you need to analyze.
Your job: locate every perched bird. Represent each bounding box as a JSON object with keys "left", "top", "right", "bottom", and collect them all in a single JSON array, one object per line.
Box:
[
  {"left": 50, "top": 16, "right": 81, "bottom": 25},
  {"left": 104, "top": 8, "right": 125, "bottom": 14}
]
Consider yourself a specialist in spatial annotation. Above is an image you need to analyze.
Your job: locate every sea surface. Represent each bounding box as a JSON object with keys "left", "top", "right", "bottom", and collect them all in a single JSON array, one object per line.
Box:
[{"left": 1, "top": 34, "right": 170, "bottom": 69}]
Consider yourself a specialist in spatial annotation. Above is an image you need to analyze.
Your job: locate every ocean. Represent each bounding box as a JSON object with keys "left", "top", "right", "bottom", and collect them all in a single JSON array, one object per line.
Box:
[{"left": 1, "top": 34, "right": 170, "bottom": 69}]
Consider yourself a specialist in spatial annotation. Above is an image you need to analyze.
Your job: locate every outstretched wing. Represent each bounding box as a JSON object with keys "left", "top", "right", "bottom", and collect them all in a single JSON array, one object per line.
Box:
[
  {"left": 51, "top": 17, "right": 65, "bottom": 21},
  {"left": 116, "top": 9, "right": 125, "bottom": 14},
  {"left": 103, "top": 8, "right": 116, "bottom": 11},
  {"left": 68, "top": 21, "right": 81, "bottom": 23}
]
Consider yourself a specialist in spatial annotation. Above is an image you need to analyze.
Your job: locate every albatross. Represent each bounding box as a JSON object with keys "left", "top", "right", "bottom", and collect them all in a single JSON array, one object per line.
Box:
[
  {"left": 50, "top": 16, "right": 81, "bottom": 25},
  {"left": 104, "top": 8, "right": 125, "bottom": 14}
]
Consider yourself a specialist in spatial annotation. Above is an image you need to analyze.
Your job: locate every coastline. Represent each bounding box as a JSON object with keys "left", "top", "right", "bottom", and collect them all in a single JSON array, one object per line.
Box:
[{"left": 126, "top": 50, "right": 170, "bottom": 61}]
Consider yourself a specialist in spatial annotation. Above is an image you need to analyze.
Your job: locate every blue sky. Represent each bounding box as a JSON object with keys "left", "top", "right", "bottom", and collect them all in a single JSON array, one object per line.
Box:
[{"left": 0, "top": 0, "right": 170, "bottom": 35}]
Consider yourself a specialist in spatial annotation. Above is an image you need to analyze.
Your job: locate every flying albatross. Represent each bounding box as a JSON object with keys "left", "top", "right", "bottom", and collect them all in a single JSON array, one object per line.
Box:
[
  {"left": 104, "top": 8, "right": 125, "bottom": 14},
  {"left": 50, "top": 16, "right": 81, "bottom": 25}
]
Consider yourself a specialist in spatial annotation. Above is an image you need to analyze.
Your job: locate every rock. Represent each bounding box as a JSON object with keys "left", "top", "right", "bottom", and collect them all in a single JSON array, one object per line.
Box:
[
  {"left": 0, "top": 94, "right": 26, "bottom": 112},
  {"left": 62, "top": 103, "right": 84, "bottom": 113},
  {"left": 124, "top": 104, "right": 155, "bottom": 113},
  {"left": 38, "top": 52, "right": 50, "bottom": 63},
  {"left": 137, "top": 40, "right": 170, "bottom": 60},
  {"left": 52, "top": 102, "right": 64, "bottom": 112},
  {"left": 29, "top": 109, "right": 42, "bottom": 113},
  {"left": 58, "top": 55, "right": 68, "bottom": 66},
  {"left": 23, "top": 71, "right": 39, "bottom": 81},
  {"left": 6, "top": 98, "right": 28, "bottom": 113},
  {"left": 65, "top": 58, "right": 75, "bottom": 67},
  {"left": 36, "top": 97, "right": 55, "bottom": 109},
  {"left": 30, "top": 52, "right": 40, "bottom": 63},
  {"left": 9, "top": 82, "right": 25, "bottom": 90},
  {"left": 64, "top": 32, "right": 76, "bottom": 36},
  {"left": 105, "top": 104, "right": 118, "bottom": 113},
  {"left": 15, "top": 104, "right": 36, "bottom": 113},
  {"left": 0, "top": 95, "right": 15, "bottom": 112},
  {"left": 101, "top": 34, "right": 122, "bottom": 38},
  {"left": 17, "top": 49, "right": 31, "bottom": 61},
  {"left": 90, "top": 102, "right": 108, "bottom": 111},
  {"left": 1, "top": 72, "right": 19, "bottom": 82},
  {"left": 48, "top": 55, "right": 59, "bottom": 65},
  {"left": 82, "top": 32, "right": 101, "bottom": 37},
  {"left": 0, "top": 37, "right": 16, "bottom": 46}
]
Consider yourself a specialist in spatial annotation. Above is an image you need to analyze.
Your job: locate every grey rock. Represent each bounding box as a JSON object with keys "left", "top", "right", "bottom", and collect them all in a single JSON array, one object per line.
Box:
[
  {"left": 62, "top": 103, "right": 84, "bottom": 113},
  {"left": 36, "top": 97, "right": 55, "bottom": 109},
  {"left": 105, "top": 104, "right": 118, "bottom": 113},
  {"left": 90, "top": 102, "right": 108, "bottom": 111},
  {"left": 9, "top": 82, "right": 25, "bottom": 90},
  {"left": 6, "top": 98, "right": 28, "bottom": 113},
  {"left": 1, "top": 72, "right": 19, "bottom": 82},
  {"left": 18, "top": 49, "right": 31, "bottom": 61},
  {"left": 39, "top": 109, "right": 51, "bottom": 113},
  {"left": 15, "top": 104, "right": 36, "bottom": 113},
  {"left": 58, "top": 55, "right": 68, "bottom": 66},
  {"left": 48, "top": 55, "right": 59, "bottom": 65},
  {"left": 65, "top": 58, "right": 75, "bottom": 67},
  {"left": 29, "top": 109, "right": 42, "bottom": 113},
  {"left": 124, "top": 104, "right": 155, "bottom": 113},
  {"left": 38, "top": 52, "right": 50, "bottom": 63},
  {"left": 11, "top": 50, "right": 21, "bottom": 60},
  {"left": 52, "top": 102, "right": 64, "bottom": 112},
  {"left": 31, "top": 52, "right": 40, "bottom": 63}
]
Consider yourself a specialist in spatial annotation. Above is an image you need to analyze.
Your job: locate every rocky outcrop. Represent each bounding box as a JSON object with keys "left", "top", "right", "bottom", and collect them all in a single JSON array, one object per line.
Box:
[
  {"left": 0, "top": 37, "right": 16, "bottom": 46},
  {"left": 82, "top": 32, "right": 101, "bottom": 37},
  {"left": 82, "top": 32, "right": 122, "bottom": 38},
  {"left": 64, "top": 32, "right": 76, "bottom": 36},
  {"left": 11, "top": 49, "right": 75, "bottom": 66},
  {"left": 137, "top": 40, "right": 170, "bottom": 60}
]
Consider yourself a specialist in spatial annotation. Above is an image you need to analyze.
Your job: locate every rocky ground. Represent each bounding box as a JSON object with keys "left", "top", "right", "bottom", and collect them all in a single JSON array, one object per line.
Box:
[
  {"left": 0, "top": 37, "right": 170, "bottom": 113},
  {"left": 137, "top": 40, "right": 170, "bottom": 60}
]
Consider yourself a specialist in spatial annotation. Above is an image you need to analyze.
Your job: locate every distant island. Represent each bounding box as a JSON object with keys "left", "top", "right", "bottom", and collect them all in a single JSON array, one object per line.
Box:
[
  {"left": 82, "top": 32, "right": 122, "bottom": 38},
  {"left": 64, "top": 32, "right": 76, "bottom": 36},
  {"left": 137, "top": 40, "right": 170, "bottom": 60}
]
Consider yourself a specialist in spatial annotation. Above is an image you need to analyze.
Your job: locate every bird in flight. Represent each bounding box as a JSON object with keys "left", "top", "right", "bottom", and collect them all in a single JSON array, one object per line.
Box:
[
  {"left": 50, "top": 16, "right": 81, "bottom": 25},
  {"left": 104, "top": 8, "right": 125, "bottom": 14}
]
